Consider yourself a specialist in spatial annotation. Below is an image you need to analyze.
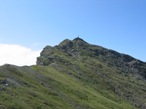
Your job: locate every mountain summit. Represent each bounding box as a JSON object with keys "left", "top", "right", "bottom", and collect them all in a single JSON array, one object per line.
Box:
[
  {"left": 72, "top": 37, "right": 87, "bottom": 43},
  {"left": 0, "top": 38, "right": 146, "bottom": 109},
  {"left": 37, "top": 38, "right": 146, "bottom": 79},
  {"left": 58, "top": 37, "right": 88, "bottom": 48}
]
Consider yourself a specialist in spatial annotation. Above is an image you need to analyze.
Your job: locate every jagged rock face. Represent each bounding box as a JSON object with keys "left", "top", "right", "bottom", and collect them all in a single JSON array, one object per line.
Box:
[
  {"left": 141, "top": 103, "right": 146, "bottom": 109},
  {"left": 37, "top": 38, "right": 88, "bottom": 65},
  {"left": 37, "top": 37, "right": 146, "bottom": 79}
]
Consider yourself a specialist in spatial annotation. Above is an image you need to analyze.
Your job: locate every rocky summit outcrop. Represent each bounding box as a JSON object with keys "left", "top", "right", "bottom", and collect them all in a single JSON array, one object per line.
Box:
[{"left": 37, "top": 37, "right": 146, "bottom": 79}]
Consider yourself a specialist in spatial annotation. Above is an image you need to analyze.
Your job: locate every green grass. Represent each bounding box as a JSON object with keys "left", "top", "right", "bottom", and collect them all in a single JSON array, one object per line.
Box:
[{"left": 0, "top": 64, "right": 138, "bottom": 109}]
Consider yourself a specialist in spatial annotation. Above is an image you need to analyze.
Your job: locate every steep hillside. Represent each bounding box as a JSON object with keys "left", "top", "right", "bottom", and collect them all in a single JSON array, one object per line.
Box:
[
  {"left": 0, "top": 38, "right": 146, "bottom": 109},
  {"left": 37, "top": 37, "right": 146, "bottom": 108}
]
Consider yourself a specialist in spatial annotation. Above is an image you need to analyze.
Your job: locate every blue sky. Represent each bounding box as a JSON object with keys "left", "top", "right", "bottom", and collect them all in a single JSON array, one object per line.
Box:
[{"left": 0, "top": 0, "right": 146, "bottom": 65}]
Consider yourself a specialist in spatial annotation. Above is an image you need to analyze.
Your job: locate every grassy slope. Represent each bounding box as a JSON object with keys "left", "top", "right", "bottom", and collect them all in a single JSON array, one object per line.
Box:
[
  {"left": 0, "top": 64, "right": 136, "bottom": 109},
  {"left": 36, "top": 38, "right": 146, "bottom": 108}
]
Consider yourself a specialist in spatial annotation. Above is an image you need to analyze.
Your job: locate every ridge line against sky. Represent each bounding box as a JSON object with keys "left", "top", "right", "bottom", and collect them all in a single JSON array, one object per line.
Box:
[{"left": 0, "top": 0, "right": 146, "bottom": 65}]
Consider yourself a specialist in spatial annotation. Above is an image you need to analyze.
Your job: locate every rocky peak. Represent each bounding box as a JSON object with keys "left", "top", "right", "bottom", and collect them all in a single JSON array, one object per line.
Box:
[
  {"left": 57, "top": 37, "right": 89, "bottom": 51},
  {"left": 73, "top": 37, "right": 85, "bottom": 41},
  {"left": 59, "top": 39, "right": 73, "bottom": 48},
  {"left": 37, "top": 38, "right": 146, "bottom": 79},
  {"left": 73, "top": 37, "right": 88, "bottom": 45}
]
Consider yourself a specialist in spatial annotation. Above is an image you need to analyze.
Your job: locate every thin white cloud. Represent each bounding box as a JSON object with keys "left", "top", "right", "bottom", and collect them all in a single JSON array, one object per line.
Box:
[{"left": 0, "top": 44, "right": 41, "bottom": 66}]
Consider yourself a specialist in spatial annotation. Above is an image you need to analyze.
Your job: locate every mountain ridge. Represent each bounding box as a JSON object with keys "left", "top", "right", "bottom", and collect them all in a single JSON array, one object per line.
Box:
[
  {"left": 0, "top": 37, "right": 146, "bottom": 109},
  {"left": 37, "top": 37, "right": 146, "bottom": 79}
]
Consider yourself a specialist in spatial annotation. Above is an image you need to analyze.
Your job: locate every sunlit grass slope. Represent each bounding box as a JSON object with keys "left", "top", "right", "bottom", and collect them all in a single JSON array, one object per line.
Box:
[{"left": 0, "top": 64, "right": 136, "bottom": 109}]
